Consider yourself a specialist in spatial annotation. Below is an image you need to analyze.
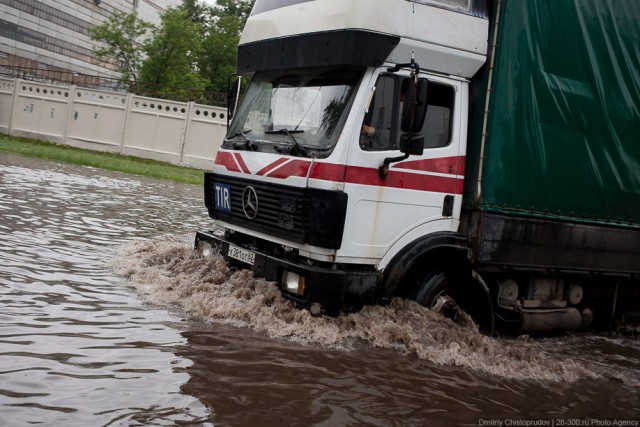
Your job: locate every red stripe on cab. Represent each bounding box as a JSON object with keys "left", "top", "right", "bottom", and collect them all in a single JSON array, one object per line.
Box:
[
  {"left": 215, "top": 151, "right": 241, "bottom": 173},
  {"left": 256, "top": 158, "right": 289, "bottom": 176},
  {"left": 266, "top": 160, "right": 311, "bottom": 179},
  {"left": 395, "top": 156, "right": 466, "bottom": 175},
  {"left": 233, "top": 152, "right": 251, "bottom": 174}
]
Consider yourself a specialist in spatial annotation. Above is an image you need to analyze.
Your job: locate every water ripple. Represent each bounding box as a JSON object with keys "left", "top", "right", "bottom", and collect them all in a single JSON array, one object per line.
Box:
[{"left": 0, "top": 154, "right": 213, "bottom": 426}]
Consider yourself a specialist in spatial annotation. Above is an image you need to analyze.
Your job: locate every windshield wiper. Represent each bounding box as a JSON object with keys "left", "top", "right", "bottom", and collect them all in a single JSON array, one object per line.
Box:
[
  {"left": 265, "top": 128, "right": 307, "bottom": 156},
  {"left": 227, "top": 129, "right": 255, "bottom": 150},
  {"left": 264, "top": 128, "right": 304, "bottom": 134}
]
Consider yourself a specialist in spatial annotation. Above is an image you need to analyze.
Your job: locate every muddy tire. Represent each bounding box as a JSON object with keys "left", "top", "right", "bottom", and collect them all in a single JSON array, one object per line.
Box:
[
  {"left": 414, "top": 269, "right": 479, "bottom": 329},
  {"left": 415, "top": 270, "right": 458, "bottom": 311}
]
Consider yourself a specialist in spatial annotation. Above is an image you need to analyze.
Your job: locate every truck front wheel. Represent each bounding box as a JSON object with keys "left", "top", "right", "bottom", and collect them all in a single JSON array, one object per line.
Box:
[{"left": 414, "top": 269, "right": 479, "bottom": 330}]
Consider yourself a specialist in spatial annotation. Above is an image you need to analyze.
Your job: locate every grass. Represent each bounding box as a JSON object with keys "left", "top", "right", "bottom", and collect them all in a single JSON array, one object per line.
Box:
[{"left": 0, "top": 134, "right": 205, "bottom": 185}]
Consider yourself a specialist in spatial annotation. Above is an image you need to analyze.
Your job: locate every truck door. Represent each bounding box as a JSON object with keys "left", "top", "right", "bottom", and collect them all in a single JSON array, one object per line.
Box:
[{"left": 340, "top": 71, "right": 464, "bottom": 262}]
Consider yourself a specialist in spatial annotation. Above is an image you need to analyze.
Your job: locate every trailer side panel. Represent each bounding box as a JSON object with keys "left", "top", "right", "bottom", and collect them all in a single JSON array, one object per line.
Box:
[{"left": 468, "top": 0, "right": 640, "bottom": 228}]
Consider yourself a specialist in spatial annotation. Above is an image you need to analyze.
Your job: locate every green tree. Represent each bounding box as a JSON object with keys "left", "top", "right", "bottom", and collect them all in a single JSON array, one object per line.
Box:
[
  {"left": 88, "top": 0, "right": 256, "bottom": 103},
  {"left": 181, "top": 0, "right": 210, "bottom": 25},
  {"left": 139, "top": 7, "right": 208, "bottom": 101},
  {"left": 88, "top": 11, "right": 152, "bottom": 92},
  {"left": 200, "top": 0, "right": 254, "bottom": 93}
]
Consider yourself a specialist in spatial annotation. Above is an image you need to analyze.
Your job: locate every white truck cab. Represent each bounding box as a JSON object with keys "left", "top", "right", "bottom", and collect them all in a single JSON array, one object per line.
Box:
[
  {"left": 196, "top": 0, "right": 492, "bottom": 320},
  {"left": 197, "top": 0, "right": 640, "bottom": 333}
]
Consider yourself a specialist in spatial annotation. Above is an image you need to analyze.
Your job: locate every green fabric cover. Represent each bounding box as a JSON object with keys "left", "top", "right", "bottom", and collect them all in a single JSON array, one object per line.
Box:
[{"left": 468, "top": 0, "right": 640, "bottom": 228}]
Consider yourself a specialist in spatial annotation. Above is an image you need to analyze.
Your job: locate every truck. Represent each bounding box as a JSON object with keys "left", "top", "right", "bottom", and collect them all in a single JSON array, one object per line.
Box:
[{"left": 195, "top": 0, "right": 640, "bottom": 333}]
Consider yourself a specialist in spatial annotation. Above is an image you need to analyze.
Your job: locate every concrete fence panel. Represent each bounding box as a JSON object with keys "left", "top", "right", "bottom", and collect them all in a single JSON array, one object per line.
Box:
[
  {"left": 10, "top": 80, "right": 71, "bottom": 142},
  {"left": 0, "top": 78, "right": 228, "bottom": 170},
  {"left": 0, "top": 78, "right": 16, "bottom": 134},
  {"left": 66, "top": 87, "right": 128, "bottom": 153},
  {"left": 123, "top": 95, "right": 189, "bottom": 164},
  {"left": 181, "top": 103, "right": 227, "bottom": 169}
]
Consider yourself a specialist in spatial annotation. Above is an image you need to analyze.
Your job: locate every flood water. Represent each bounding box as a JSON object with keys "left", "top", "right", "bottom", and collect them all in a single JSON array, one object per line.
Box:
[{"left": 1, "top": 153, "right": 638, "bottom": 427}]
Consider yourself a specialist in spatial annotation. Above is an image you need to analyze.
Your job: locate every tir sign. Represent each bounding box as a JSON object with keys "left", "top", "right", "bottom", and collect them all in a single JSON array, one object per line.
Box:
[{"left": 214, "top": 183, "right": 231, "bottom": 212}]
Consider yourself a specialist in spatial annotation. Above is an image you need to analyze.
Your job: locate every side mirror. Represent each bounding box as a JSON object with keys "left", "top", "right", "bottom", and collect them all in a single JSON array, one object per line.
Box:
[
  {"left": 400, "top": 79, "right": 428, "bottom": 133},
  {"left": 227, "top": 75, "right": 242, "bottom": 126},
  {"left": 381, "top": 133, "right": 423, "bottom": 179},
  {"left": 413, "top": 79, "right": 428, "bottom": 132},
  {"left": 400, "top": 134, "right": 424, "bottom": 156},
  {"left": 400, "top": 80, "right": 415, "bottom": 132}
]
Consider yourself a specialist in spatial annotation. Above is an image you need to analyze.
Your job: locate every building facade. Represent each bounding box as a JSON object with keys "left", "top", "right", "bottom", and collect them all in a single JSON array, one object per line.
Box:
[{"left": 0, "top": 0, "right": 181, "bottom": 88}]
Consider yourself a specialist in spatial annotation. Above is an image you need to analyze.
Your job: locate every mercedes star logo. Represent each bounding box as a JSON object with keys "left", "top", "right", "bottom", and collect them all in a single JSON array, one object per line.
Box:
[{"left": 242, "top": 186, "right": 259, "bottom": 219}]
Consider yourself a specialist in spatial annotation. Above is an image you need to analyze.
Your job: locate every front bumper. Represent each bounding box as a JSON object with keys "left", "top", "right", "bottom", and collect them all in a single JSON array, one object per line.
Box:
[{"left": 195, "top": 231, "right": 378, "bottom": 315}]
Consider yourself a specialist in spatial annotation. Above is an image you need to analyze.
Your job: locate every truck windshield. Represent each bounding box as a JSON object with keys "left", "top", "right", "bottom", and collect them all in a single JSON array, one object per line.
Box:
[{"left": 225, "top": 67, "right": 362, "bottom": 158}]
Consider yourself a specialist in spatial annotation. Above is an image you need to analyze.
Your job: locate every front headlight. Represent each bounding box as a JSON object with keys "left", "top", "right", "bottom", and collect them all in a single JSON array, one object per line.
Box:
[
  {"left": 282, "top": 270, "right": 306, "bottom": 296},
  {"left": 196, "top": 239, "right": 215, "bottom": 257}
]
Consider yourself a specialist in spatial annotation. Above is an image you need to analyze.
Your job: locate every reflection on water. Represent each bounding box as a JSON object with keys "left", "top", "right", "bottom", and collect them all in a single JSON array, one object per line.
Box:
[
  {"left": 179, "top": 325, "right": 640, "bottom": 426},
  {"left": 1, "top": 153, "right": 639, "bottom": 426},
  {"left": 0, "top": 154, "right": 213, "bottom": 426}
]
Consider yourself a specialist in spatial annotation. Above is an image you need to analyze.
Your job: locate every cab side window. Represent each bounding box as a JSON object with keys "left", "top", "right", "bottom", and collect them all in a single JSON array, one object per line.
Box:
[
  {"left": 422, "top": 83, "right": 455, "bottom": 149},
  {"left": 360, "top": 76, "right": 455, "bottom": 151},
  {"left": 360, "top": 74, "right": 400, "bottom": 151}
]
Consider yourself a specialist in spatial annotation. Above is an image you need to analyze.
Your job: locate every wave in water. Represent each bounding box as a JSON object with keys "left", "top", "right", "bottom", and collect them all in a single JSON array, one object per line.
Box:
[{"left": 111, "top": 236, "right": 637, "bottom": 384}]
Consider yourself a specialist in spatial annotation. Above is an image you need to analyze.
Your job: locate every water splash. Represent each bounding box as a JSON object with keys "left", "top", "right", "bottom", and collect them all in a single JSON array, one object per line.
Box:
[{"left": 111, "top": 236, "right": 638, "bottom": 384}]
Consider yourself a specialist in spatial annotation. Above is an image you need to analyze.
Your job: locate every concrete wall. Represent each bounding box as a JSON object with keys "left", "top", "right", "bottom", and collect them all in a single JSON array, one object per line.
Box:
[{"left": 0, "top": 77, "right": 226, "bottom": 170}]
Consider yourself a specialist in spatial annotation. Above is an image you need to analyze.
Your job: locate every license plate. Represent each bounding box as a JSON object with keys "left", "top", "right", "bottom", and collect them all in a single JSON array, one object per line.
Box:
[{"left": 227, "top": 244, "right": 255, "bottom": 265}]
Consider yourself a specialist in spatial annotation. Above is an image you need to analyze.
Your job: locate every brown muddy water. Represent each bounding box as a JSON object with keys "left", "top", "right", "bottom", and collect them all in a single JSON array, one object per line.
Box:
[{"left": 0, "top": 153, "right": 638, "bottom": 427}]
